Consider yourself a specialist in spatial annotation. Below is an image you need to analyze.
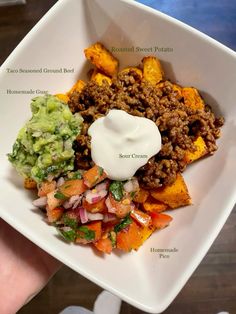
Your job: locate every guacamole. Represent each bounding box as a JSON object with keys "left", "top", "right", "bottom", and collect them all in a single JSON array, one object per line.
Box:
[{"left": 8, "top": 95, "right": 83, "bottom": 183}]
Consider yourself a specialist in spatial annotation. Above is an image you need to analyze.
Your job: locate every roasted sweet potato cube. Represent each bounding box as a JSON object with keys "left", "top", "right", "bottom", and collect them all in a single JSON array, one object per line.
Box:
[
  {"left": 143, "top": 196, "right": 169, "bottom": 213},
  {"left": 67, "top": 79, "right": 86, "bottom": 96},
  {"left": 120, "top": 67, "right": 143, "bottom": 79},
  {"left": 172, "top": 84, "right": 182, "bottom": 100},
  {"left": 182, "top": 87, "right": 205, "bottom": 110},
  {"left": 84, "top": 42, "right": 118, "bottom": 77},
  {"left": 142, "top": 56, "right": 164, "bottom": 85},
  {"left": 133, "top": 188, "right": 149, "bottom": 203},
  {"left": 184, "top": 136, "right": 207, "bottom": 164},
  {"left": 24, "top": 177, "right": 37, "bottom": 190},
  {"left": 54, "top": 94, "right": 70, "bottom": 103},
  {"left": 90, "top": 69, "right": 112, "bottom": 86},
  {"left": 151, "top": 173, "right": 191, "bottom": 209}
]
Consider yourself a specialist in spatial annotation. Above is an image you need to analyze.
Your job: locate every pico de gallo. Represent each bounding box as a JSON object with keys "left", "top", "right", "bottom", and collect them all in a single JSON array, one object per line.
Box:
[{"left": 33, "top": 164, "right": 172, "bottom": 254}]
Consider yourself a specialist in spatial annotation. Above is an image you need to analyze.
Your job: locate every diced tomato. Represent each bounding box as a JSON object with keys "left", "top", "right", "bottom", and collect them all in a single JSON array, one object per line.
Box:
[
  {"left": 46, "top": 206, "right": 64, "bottom": 223},
  {"left": 116, "top": 221, "right": 142, "bottom": 252},
  {"left": 38, "top": 181, "right": 56, "bottom": 197},
  {"left": 47, "top": 191, "right": 63, "bottom": 210},
  {"left": 94, "top": 237, "right": 113, "bottom": 254},
  {"left": 59, "top": 179, "right": 87, "bottom": 197},
  {"left": 76, "top": 221, "right": 102, "bottom": 244},
  {"left": 88, "top": 221, "right": 102, "bottom": 240},
  {"left": 149, "top": 212, "right": 173, "bottom": 229},
  {"left": 116, "top": 220, "right": 156, "bottom": 252},
  {"left": 82, "top": 198, "right": 107, "bottom": 213},
  {"left": 130, "top": 209, "right": 151, "bottom": 227},
  {"left": 102, "top": 220, "right": 120, "bottom": 233},
  {"left": 83, "top": 165, "right": 107, "bottom": 188},
  {"left": 109, "top": 194, "right": 133, "bottom": 218},
  {"left": 133, "top": 188, "right": 149, "bottom": 203}
]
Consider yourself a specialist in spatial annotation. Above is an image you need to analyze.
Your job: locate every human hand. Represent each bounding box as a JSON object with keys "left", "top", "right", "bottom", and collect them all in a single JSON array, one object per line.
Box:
[{"left": 0, "top": 218, "right": 61, "bottom": 314}]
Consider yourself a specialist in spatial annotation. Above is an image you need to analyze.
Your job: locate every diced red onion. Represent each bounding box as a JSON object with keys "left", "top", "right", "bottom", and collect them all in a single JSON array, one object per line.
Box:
[
  {"left": 86, "top": 192, "right": 100, "bottom": 204},
  {"left": 98, "top": 189, "right": 107, "bottom": 198},
  {"left": 32, "top": 196, "right": 47, "bottom": 208},
  {"left": 105, "top": 197, "right": 116, "bottom": 214},
  {"left": 124, "top": 178, "right": 139, "bottom": 193},
  {"left": 132, "top": 177, "right": 139, "bottom": 191},
  {"left": 123, "top": 180, "right": 134, "bottom": 193},
  {"left": 103, "top": 213, "right": 117, "bottom": 222},
  {"left": 79, "top": 207, "right": 88, "bottom": 224},
  {"left": 95, "top": 180, "right": 109, "bottom": 192},
  {"left": 63, "top": 201, "right": 71, "bottom": 209},
  {"left": 87, "top": 212, "right": 104, "bottom": 221},
  {"left": 130, "top": 202, "right": 135, "bottom": 211},
  {"left": 63, "top": 195, "right": 82, "bottom": 209},
  {"left": 47, "top": 174, "right": 54, "bottom": 182},
  {"left": 85, "top": 189, "right": 107, "bottom": 204},
  {"left": 70, "top": 195, "right": 82, "bottom": 209},
  {"left": 72, "top": 198, "right": 82, "bottom": 209},
  {"left": 61, "top": 226, "right": 72, "bottom": 232},
  {"left": 57, "top": 177, "right": 65, "bottom": 187}
]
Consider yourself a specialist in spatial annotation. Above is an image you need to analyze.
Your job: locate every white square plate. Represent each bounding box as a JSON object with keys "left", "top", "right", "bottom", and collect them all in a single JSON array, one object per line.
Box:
[{"left": 0, "top": 0, "right": 236, "bottom": 312}]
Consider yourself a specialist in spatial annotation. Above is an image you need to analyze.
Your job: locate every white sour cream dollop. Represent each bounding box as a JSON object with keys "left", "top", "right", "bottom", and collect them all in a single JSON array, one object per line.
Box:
[{"left": 88, "top": 109, "right": 162, "bottom": 180}]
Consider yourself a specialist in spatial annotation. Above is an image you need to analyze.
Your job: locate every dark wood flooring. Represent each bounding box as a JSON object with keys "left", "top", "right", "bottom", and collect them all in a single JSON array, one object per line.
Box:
[{"left": 0, "top": 1, "right": 235, "bottom": 313}]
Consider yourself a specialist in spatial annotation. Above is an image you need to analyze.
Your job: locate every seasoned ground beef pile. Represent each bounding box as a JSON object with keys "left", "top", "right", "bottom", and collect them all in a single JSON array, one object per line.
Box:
[{"left": 69, "top": 70, "right": 224, "bottom": 189}]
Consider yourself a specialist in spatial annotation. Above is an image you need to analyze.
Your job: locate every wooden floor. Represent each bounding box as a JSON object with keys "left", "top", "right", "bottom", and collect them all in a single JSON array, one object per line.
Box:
[{"left": 0, "top": 1, "right": 235, "bottom": 313}]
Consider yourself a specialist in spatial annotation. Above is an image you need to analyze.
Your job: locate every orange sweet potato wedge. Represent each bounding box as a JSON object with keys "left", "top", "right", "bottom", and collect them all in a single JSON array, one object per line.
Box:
[
  {"left": 24, "top": 177, "right": 37, "bottom": 190},
  {"left": 91, "top": 69, "right": 112, "bottom": 86},
  {"left": 182, "top": 87, "right": 205, "bottom": 110},
  {"left": 84, "top": 42, "right": 118, "bottom": 77},
  {"left": 133, "top": 188, "right": 149, "bottom": 203},
  {"left": 143, "top": 196, "right": 169, "bottom": 213},
  {"left": 184, "top": 136, "right": 207, "bottom": 164},
  {"left": 142, "top": 56, "right": 164, "bottom": 85},
  {"left": 67, "top": 79, "right": 86, "bottom": 96},
  {"left": 151, "top": 173, "right": 191, "bottom": 209},
  {"left": 55, "top": 94, "right": 70, "bottom": 103}
]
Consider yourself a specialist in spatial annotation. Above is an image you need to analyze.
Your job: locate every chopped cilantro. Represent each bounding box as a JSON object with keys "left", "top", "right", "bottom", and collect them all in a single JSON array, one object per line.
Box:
[
  {"left": 62, "top": 213, "right": 78, "bottom": 229},
  {"left": 54, "top": 191, "right": 67, "bottom": 200},
  {"left": 71, "top": 170, "right": 83, "bottom": 179},
  {"left": 59, "top": 228, "right": 76, "bottom": 242},
  {"left": 63, "top": 184, "right": 71, "bottom": 189},
  {"left": 98, "top": 167, "right": 104, "bottom": 176},
  {"left": 130, "top": 191, "right": 136, "bottom": 199},
  {"left": 114, "top": 215, "right": 132, "bottom": 233},
  {"left": 109, "top": 181, "right": 124, "bottom": 201},
  {"left": 109, "top": 231, "right": 116, "bottom": 247},
  {"left": 77, "top": 226, "right": 95, "bottom": 241}
]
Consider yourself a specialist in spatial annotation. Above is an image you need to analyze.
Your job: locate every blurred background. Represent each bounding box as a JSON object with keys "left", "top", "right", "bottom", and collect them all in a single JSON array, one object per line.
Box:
[{"left": 0, "top": 1, "right": 235, "bottom": 313}]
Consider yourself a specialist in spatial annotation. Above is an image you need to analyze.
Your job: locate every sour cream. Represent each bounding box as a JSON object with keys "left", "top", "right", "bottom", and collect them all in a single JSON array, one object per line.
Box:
[{"left": 88, "top": 109, "right": 162, "bottom": 180}]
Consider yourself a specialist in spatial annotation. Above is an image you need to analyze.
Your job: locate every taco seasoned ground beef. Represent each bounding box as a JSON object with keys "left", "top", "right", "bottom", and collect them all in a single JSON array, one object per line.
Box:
[{"left": 69, "top": 70, "right": 224, "bottom": 189}]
